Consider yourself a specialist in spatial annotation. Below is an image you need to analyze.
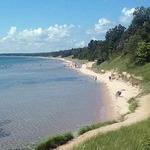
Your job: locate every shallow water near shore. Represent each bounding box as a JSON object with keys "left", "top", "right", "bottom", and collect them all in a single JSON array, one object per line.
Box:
[{"left": 0, "top": 56, "right": 107, "bottom": 150}]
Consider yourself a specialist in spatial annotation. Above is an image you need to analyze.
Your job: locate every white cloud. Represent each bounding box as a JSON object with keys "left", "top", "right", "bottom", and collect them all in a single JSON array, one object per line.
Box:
[
  {"left": 86, "top": 18, "right": 113, "bottom": 40},
  {"left": 0, "top": 7, "right": 136, "bottom": 53},
  {"left": 75, "top": 40, "right": 86, "bottom": 48},
  {"left": 86, "top": 8, "right": 135, "bottom": 41},
  {"left": 0, "top": 24, "right": 77, "bottom": 53},
  {"left": 119, "top": 7, "right": 135, "bottom": 25},
  {"left": 8, "top": 26, "right": 17, "bottom": 35},
  {"left": 94, "top": 18, "right": 111, "bottom": 34},
  {"left": 96, "top": 18, "right": 111, "bottom": 26},
  {"left": 91, "top": 37, "right": 99, "bottom": 41},
  {"left": 122, "top": 8, "right": 135, "bottom": 17}
]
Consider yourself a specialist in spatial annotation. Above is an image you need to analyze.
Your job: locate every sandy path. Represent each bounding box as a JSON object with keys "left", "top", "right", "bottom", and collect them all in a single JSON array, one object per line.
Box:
[{"left": 53, "top": 58, "right": 150, "bottom": 150}]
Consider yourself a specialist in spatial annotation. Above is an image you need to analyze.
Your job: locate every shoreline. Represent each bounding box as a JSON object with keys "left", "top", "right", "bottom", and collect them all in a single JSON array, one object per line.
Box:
[
  {"left": 53, "top": 57, "right": 116, "bottom": 120},
  {"left": 59, "top": 57, "right": 115, "bottom": 121},
  {"left": 55, "top": 57, "right": 140, "bottom": 120},
  {"left": 50, "top": 57, "right": 150, "bottom": 150},
  {"left": 99, "top": 82, "right": 116, "bottom": 121}
]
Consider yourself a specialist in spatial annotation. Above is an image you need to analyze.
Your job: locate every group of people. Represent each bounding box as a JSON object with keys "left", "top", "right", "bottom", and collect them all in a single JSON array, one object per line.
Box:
[
  {"left": 108, "top": 75, "right": 124, "bottom": 98},
  {"left": 92, "top": 74, "right": 124, "bottom": 98},
  {"left": 115, "top": 90, "right": 122, "bottom": 98}
]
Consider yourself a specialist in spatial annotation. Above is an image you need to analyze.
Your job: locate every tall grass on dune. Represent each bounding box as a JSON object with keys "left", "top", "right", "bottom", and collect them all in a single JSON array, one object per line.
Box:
[
  {"left": 73, "top": 118, "right": 150, "bottom": 150},
  {"left": 92, "top": 55, "right": 150, "bottom": 94},
  {"left": 78, "top": 120, "right": 117, "bottom": 136},
  {"left": 35, "top": 132, "right": 73, "bottom": 150}
]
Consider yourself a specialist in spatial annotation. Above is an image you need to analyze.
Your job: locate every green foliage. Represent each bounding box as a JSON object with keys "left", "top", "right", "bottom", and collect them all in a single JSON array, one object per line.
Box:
[
  {"left": 141, "top": 138, "right": 150, "bottom": 150},
  {"left": 73, "top": 118, "right": 150, "bottom": 150},
  {"left": 123, "top": 34, "right": 142, "bottom": 60},
  {"left": 105, "top": 24, "right": 126, "bottom": 55},
  {"left": 128, "top": 97, "right": 135, "bottom": 104},
  {"left": 136, "top": 42, "right": 150, "bottom": 65},
  {"left": 35, "top": 132, "right": 73, "bottom": 150},
  {"left": 78, "top": 120, "right": 117, "bottom": 135},
  {"left": 133, "top": 7, "right": 150, "bottom": 27},
  {"left": 92, "top": 53, "right": 150, "bottom": 94},
  {"left": 6, "top": 7, "right": 149, "bottom": 67},
  {"left": 128, "top": 98, "right": 138, "bottom": 112},
  {"left": 35, "top": 6, "right": 149, "bottom": 150},
  {"left": 48, "top": 6, "right": 150, "bottom": 67}
]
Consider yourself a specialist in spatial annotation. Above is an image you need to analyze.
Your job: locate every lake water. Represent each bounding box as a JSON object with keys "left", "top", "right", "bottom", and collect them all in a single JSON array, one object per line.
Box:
[{"left": 0, "top": 56, "right": 107, "bottom": 150}]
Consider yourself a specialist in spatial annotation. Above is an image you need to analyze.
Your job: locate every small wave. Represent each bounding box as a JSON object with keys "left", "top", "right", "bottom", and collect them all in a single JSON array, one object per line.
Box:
[
  {"left": 0, "top": 128, "right": 11, "bottom": 138},
  {"left": 0, "top": 119, "right": 11, "bottom": 127}
]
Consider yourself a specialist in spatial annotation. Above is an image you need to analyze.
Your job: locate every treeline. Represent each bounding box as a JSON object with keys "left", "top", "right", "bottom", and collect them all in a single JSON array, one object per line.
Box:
[{"left": 51, "top": 7, "right": 150, "bottom": 65}]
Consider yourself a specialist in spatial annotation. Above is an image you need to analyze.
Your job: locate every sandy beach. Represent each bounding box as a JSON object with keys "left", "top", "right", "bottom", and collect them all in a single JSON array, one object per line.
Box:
[
  {"left": 54, "top": 57, "right": 150, "bottom": 150},
  {"left": 57, "top": 58, "right": 140, "bottom": 119}
]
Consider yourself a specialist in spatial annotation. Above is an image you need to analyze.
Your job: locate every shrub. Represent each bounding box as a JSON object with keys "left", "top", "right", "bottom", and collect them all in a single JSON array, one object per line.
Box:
[
  {"left": 136, "top": 42, "right": 150, "bottom": 65},
  {"left": 141, "top": 138, "right": 150, "bottom": 150},
  {"left": 97, "top": 58, "right": 105, "bottom": 65},
  {"left": 78, "top": 120, "right": 117, "bottom": 135},
  {"left": 35, "top": 132, "right": 73, "bottom": 150},
  {"left": 128, "top": 98, "right": 138, "bottom": 112}
]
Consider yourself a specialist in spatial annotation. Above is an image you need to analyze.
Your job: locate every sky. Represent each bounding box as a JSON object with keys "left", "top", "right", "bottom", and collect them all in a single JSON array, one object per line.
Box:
[{"left": 0, "top": 0, "right": 149, "bottom": 53}]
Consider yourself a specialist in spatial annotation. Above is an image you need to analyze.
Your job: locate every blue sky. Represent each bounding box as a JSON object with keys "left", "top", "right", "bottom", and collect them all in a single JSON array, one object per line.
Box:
[{"left": 0, "top": 0, "right": 149, "bottom": 53}]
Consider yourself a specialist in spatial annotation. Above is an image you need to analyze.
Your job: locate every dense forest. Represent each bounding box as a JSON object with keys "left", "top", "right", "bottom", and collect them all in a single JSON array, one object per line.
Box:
[{"left": 50, "top": 7, "right": 150, "bottom": 66}]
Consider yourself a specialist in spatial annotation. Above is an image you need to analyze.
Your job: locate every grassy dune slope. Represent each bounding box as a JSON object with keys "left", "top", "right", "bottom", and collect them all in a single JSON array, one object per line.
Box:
[
  {"left": 73, "top": 56, "right": 150, "bottom": 150},
  {"left": 92, "top": 55, "right": 150, "bottom": 94},
  {"left": 34, "top": 56, "right": 150, "bottom": 150},
  {"left": 73, "top": 118, "right": 150, "bottom": 150}
]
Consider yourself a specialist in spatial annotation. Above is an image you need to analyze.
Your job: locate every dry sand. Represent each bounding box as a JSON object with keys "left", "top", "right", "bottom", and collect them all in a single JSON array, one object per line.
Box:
[
  {"left": 53, "top": 58, "right": 150, "bottom": 150},
  {"left": 59, "top": 58, "right": 140, "bottom": 118}
]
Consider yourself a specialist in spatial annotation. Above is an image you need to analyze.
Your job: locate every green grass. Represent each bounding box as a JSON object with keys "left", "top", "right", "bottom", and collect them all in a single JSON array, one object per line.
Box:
[
  {"left": 73, "top": 118, "right": 150, "bottom": 150},
  {"left": 34, "top": 120, "right": 118, "bottom": 150},
  {"left": 34, "top": 132, "right": 73, "bottom": 150},
  {"left": 92, "top": 55, "right": 150, "bottom": 94},
  {"left": 34, "top": 55, "right": 150, "bottom": 150},
  {"left": 73, "top": 56, "right": 150, "bottom": 150},
  {"left": 78, "top": 120, "right": 117, "bottom": 136},
  {"left": 128, "top": 98, "right": 138, "bottom": 113}
]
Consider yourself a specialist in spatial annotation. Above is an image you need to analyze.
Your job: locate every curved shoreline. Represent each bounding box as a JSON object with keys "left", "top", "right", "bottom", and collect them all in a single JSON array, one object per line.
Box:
[
  {"left": 55, "top": 94, "right": 150, "bottom": 150},
  {"left": 50, "top": 57, "right": 115, "bottom": 121},
  {"left": 56, "top": 57, "right": 140, "bottom": 119},
  {"left": 51, "top": 58, "right": 150, "bottom": 150}
]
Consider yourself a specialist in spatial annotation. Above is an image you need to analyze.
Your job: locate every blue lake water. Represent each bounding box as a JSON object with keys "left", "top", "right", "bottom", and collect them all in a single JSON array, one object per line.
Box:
[{"left": 0, "top": 56, "right": 107, "bottom": 150}]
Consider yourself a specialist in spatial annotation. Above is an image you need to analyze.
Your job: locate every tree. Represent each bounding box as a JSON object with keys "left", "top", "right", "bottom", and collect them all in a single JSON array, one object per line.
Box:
[
  {"left": 105, "top": 24, "right": 125, "bottom": 55},
  {"left": 136, "top": 42, "right": 150, "bottom": 64},
  {"left": 49, "top": 6, "right": 150, "bottom": 67},
  {"left": 124, "top": 35, "right": 142, "bottom": 53},
  {"left": 132, "top": 7, "right": 150, "bottom": 27}
]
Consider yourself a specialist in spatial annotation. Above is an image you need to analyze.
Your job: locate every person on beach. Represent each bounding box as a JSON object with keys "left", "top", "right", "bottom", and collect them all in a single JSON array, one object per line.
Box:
[
  {"left": 75, "top": 63, "right": 77, "bottom": 68},
  {"left": 115, "top": 90, "right": 122, "bottom": 98},
  {"left": 94, "top": 76, "right": 97, "bottom": 81},
  {"left": 109, "top": 76, "right": 112, "bottom": 81}
]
